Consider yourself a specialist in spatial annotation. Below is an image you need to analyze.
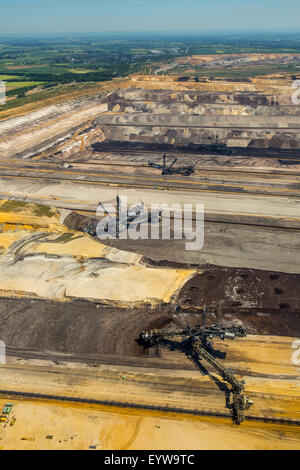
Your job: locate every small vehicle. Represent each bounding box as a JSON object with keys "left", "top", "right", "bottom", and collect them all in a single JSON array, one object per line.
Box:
[{"left": 0, "top": 402, "right": 13, "bottom": 423}]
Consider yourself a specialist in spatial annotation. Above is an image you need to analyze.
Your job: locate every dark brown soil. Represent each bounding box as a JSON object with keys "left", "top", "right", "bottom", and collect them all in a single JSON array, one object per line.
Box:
[
  {"left": 0, "top": 267, "right": 299, "bottom": 368},
  {"left": 177, "top": 267, "right": 300, "bottom": 336},
  {"left": 0, "top": 298, "right": 172, "bottom": 359},
  {"left": 91, "top": 140, "right": 300, "bottom": 160},
  {"left": 61, "top": 211, "right": 300, "bottom": 337}
]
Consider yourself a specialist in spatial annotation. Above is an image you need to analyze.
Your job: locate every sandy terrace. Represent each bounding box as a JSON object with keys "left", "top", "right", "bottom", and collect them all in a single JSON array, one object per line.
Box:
[
  {"left": 0, "top": 398, "right": 299, "bottom": 450},
  {"left": 0, "top": 200, "right": 195, "bottom": 305},
  {"left": 0, "top": 331, "right": 299, "bottom": 451}
]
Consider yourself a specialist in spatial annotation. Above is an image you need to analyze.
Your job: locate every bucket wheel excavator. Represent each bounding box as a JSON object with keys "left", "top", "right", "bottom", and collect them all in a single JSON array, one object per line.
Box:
[{"left": 139, "top": 308, "right": 253, "bottom": 425}]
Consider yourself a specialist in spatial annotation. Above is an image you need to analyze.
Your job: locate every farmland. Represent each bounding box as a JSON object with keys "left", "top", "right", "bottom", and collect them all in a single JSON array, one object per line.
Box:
[
  {"left": 0, "top": 33, "right": 300, "bottom": 113},
  {"left": 5, "top": 81, "right": 45, "bottom": 89}
]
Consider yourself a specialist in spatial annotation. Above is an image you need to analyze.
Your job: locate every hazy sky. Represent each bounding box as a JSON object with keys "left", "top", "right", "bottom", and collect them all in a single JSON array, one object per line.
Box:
[{"left": 0, "top": 0, "right": 299, "bottom": 35}]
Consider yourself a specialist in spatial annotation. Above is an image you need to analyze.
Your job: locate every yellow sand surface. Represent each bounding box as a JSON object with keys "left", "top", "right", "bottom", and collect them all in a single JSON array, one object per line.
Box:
[
  {"left": 0, "top": 200, "right": 196, "bottom": 304},
  {"left": 0, "top": 398, "right": 299, "bottom": 450},
  {"left": 0, "top": 333, "right": 299, "bottom": 449},
  {"left": 0, "top": 334, "right": 299, "bottom": 421}
]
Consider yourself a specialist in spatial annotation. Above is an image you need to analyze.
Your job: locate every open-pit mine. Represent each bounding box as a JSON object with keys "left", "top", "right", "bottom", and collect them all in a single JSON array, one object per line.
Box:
[{"left": 0, "top": 59, "right": 299, "bottom": 449}]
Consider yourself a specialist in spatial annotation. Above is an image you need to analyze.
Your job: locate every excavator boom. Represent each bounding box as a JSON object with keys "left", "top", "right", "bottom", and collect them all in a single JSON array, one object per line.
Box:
[{"left": 139, "top": 322, "right": 253, "bottom": 424}]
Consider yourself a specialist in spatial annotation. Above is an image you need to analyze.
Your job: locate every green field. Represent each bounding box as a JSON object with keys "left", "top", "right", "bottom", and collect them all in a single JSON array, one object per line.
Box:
[
  {"left": 68, "top": 68, "right": 95, "bottom": 74},
  {"left": 0, "top": 74, "right": 20, "bottom": 80},
  {"left": 5, "top": 81, "right": 45, "bottom": 88}
]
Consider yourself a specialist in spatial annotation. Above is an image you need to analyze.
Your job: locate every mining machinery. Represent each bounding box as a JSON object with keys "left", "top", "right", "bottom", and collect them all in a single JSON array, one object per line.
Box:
[
  {"left": 139, "top": 317, "right": 253, "bottom": 424},
  {"left": 96, "top": 195, "right": 148, "bottom": 238},
  {"left": 148, "top": 155, "right": 195, "bottom": 176}
]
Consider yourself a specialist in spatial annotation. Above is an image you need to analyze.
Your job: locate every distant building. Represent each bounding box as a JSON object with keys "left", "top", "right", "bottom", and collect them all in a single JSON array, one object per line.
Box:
[{"left": 0, "top": 80, "right": 6, "bottom": 105}]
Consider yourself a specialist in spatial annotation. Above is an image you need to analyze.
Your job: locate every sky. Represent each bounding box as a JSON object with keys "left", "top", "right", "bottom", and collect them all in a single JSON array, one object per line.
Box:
[{"left": 0, "top": 0, "right": 299, "bottom": 35}]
